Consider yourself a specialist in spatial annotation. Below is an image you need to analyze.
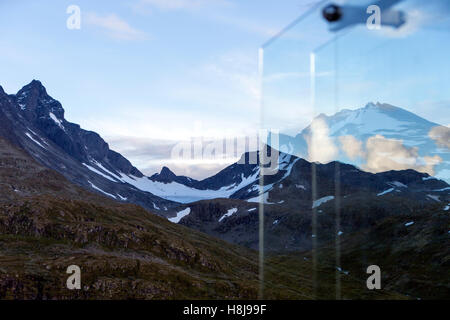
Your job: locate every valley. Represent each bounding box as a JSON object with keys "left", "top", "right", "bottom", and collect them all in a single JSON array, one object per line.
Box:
[{"left": 0, "top": 80, "right": 449, "bottom": 299}]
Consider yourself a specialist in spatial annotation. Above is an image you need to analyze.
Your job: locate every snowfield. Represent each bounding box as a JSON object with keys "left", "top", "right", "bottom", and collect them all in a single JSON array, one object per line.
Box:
[{"left": 116, "top": 170, "right": 260, "bottom": 203}]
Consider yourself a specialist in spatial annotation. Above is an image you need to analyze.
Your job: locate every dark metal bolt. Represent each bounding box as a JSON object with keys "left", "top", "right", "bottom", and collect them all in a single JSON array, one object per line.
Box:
[{"left": 322, "top": 4, "right": 342, "bottom": 22}]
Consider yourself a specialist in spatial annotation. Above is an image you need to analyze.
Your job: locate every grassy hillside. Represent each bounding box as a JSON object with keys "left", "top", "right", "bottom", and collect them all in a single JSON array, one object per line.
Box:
[
  {"left": 172, "top": 194, "right": 449, "bottom": 298},
  {"left": 0, "top": 137, "right": 406, "bottom": 299}
]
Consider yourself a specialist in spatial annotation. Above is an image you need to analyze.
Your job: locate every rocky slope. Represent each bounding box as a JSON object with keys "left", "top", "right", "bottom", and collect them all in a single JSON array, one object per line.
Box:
[
  {"left": 1, "top": 81, "right": 448, "bottom": 299},
  {"left": 0, "top": 136, "right": 408, "bottom": 299},
  {"left": 162, "top": 156, "right": 450, "bottom": 299},
  {"left": 0, "top": 80, "right": 176, "bottom": 211},
  {"left": 167, "top": 152, "right": 449, "bottom": 251}
]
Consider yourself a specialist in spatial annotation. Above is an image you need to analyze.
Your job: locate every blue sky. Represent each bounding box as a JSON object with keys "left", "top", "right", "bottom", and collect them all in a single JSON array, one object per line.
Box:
[
  {"left": 0, "top": 0, "right": 313, "bottom": 138},
  {"left": 0, "top": 0, "right": 319, "bottom": 177},
  {"left": 0, "top": 0, "right": 449, "bottom": 178},
  {"left": 261, "top": 0, "right": 450, "bottom": 133}
]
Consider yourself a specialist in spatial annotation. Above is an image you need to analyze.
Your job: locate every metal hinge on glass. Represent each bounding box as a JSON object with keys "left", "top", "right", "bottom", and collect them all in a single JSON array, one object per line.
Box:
[{"left": 322, "top": 0, "right": 406, "bottom": 32}]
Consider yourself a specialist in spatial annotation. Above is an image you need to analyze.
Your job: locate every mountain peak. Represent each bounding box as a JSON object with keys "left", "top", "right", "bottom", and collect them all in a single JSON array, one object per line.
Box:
[
  {"left": 150, "top": 166, "right": 177, "bottom": 181},
  {"left": 364, "top": 101, "right": 378, "bottom": 109},
  {"left": 19, "top": 79, "right": 47, "bottom": 95},
  {"left": 29, "top": 79, "right": 44, "bottom": 86},
  {"left": 159, "top": 166, "right": 177, "bottom": 178},
  {"left": 149, "top": 166, "right": 200, "bottom": 187},
  {"left": 15, "top": 80, "right": 65, "bottom": 120},
  {"left": 363, "top": 101, "right": 400, "bottom": 112}
]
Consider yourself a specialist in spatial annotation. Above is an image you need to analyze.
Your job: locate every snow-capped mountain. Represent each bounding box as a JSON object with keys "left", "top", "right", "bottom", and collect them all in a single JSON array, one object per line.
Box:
[
  {"left": 0, "top": 80, "right": 298, "bottom": 207},
  {"left": 167, "top": 156, "right": 450, "bottom": 251},
  {"left": 276, "top": 102, "right": 450, "bottom": 182},
  {"left": 0, "top": 80, "right": 176, "bottom": 211},
  {"left": 2, "top": 82, "right": 448, "bottom": 214},
  {"left": 123, "top": 150, "right": 297, "bottom": 203},
  {"left": 147, "top": 102, "right": 449, "bottom": 206}
]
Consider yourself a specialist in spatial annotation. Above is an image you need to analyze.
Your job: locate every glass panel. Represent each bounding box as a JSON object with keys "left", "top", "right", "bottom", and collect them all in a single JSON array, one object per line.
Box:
[{"left": 261, "top": 0, "right": 450, "bottom": 299}]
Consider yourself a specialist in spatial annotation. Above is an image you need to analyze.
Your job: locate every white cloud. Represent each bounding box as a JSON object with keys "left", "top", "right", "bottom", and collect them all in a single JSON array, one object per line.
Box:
[
  {"left": 105, "top": 135, "right": 240, "bottom": 179},
  {"left": 362, "top": 134, "right": 442, "bottom": 176},
  {"left": 78, "top": 106, "right": 255, "bottom": 142},
  {"left": 428, "top": 125, "right": 450, "bottom": 150},
  {"left": 339, "top": 135, "right": 365, "bottom": 160},
  {"left": 306, "top": 118, "right": 338, "bottom": 163},
  {"left": 169, "top": 163, "right": 229, "bottom": 179},
  {"left": 85, "top": 13, "right": 147, "bottom": 40},
  {"left": 335, "top": 133, "right": 444, "bottom": 176}
]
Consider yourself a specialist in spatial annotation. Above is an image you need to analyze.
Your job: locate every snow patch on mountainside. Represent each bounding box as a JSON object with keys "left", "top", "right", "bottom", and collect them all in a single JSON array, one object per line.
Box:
[
  {"left": 114, "top": 168, "right": 260, "bottom": 203},
  {"left": 390, "top": 181, "right": 407, "bottom": 188},
  {"left": 327, "top": 103, "right": 417, "bottom": 136},
  {"left": 88, "top": 181, "right": 117, "bottom": 199},
  {"left": 49, "top": 112, "right": 65, "bottom": 130},
  {"left": 312, "top": 196, "right": 334, "bottom": 209},
  {"left": 169, "top": 208, "right": 191, "bottom": 223},
  {"left": 219, "top": 208, "right": 238, "bottom": 222},
  {"left": 91, "top": 160, "right": 122, "bottom": 180},
  {"left": 25, "top": 132, "right": 46, "bottom": 149},
  {"left": 377, "top": 188, "right": 394, "bottom": 196},
  {"left": 427, "top": 194, "right": 440, "bottom": 202},
  {"left": 120, "top": 152, "right": 301, "bottom": 204},
  {"left": 247, "top": 192, "right": 274, "bottom": 204},
  {"left": 83, "top": 163, "right": 117, "bottom": 182}
]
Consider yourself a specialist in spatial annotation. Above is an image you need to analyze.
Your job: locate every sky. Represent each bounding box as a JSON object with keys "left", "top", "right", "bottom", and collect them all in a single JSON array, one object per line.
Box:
[
  {"left": 0, "top": 0, "right": 449, "bottom": 179},
  {"left": 261, "top": 0, "right": 450, "bottom": 132},
  {"left": 0, "top": 0, "right": 322, "bottom": 178}
]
